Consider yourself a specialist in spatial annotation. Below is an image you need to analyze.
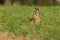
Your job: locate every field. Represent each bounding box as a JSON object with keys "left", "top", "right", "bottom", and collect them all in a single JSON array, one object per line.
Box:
[{"left": 0, "top": 6, "right": 60, "bottom": 40}]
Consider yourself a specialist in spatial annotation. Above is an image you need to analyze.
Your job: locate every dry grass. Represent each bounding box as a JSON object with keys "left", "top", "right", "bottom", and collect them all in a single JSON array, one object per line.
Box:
[{"left": 0, "top": 31, "right": 44, "bottom": 40}]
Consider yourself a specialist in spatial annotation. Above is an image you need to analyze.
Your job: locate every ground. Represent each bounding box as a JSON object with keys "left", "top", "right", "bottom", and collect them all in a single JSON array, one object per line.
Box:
[{"left": 0, "top": 6, "right": 60, "bottom": 40}]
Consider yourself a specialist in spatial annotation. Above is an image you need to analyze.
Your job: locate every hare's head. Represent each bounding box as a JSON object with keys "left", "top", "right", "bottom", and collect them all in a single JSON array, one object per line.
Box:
[{"left": 34, "top": 8, "right": 39, "bottom": 15}]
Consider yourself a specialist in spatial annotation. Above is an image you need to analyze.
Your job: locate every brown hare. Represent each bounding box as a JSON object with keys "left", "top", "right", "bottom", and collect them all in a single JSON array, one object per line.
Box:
[{"left": 29, "top": 8, "right": 40, "bottom": 25}]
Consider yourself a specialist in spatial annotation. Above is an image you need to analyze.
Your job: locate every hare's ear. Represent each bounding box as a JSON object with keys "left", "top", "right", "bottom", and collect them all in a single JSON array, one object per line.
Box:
[
  {"left": 35, "top": 8, "right": 39, "bottom": 11},
  {"left": 36, "top": 8, "right": 39, "bottom": 11}
]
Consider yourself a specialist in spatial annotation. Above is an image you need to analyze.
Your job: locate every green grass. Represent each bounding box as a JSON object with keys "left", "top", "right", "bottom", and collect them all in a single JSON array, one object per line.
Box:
[{"left": 0, "top": 6, "right": 60, "bottom": 40}]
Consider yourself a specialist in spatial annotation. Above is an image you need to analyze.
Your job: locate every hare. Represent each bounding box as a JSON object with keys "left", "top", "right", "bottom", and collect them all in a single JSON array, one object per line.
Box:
[{"left": 29, "top": 8, "right": 40, "bottom": 25}]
